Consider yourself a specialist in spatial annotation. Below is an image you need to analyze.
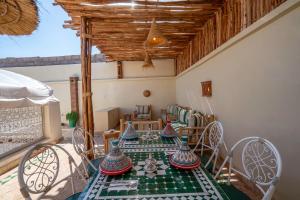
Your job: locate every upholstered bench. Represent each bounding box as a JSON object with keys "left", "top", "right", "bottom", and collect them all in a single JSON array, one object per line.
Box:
[
  {"left": 161, "top": 104, "right": 178, "bottom": 124},
  {"left": 131, "top": 104, "right": 152, "bottom": 121},
  {"left": 162, "top": 104, "right": 216, "bottom": 146}
]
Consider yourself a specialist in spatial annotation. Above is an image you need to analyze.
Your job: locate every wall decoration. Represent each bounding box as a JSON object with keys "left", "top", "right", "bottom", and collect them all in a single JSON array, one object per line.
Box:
[
  {"left": 201, "top": 81, "right": 212, "bottom": 97},
  {"left": 143, "top": 90, "right": 151, "bottom": 97}
]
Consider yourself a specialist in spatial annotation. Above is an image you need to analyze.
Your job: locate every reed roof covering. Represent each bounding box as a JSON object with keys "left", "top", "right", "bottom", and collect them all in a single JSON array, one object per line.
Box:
[
  {"left": 55, "top": 0, "right": 224, "bottom": 61},
  {"left": 0, "top": 0, "right": 39, "bottom": 35}
]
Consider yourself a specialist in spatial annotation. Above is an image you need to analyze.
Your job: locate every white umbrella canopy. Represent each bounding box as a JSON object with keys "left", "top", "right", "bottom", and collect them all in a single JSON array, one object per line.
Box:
[{"left": 0, "top": 69, "right": 58, "bottom": 107}]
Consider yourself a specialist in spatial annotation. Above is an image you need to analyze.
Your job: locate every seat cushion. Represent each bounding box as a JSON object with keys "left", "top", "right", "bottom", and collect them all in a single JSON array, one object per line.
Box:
[
  {"left": 189, "top": 112, "right": 205, "bottom": 127},
  {"left": 167, "top": 104, "right": 177, "bottom": 115},
  {"left": 161, "top": 112, "right": 167, "bottom": 123},
  {"left": 137, "top": 113, "right": 150, "bottom": 119},
  {"left": 171, "top": 121, "right": 188, "bottom": 132},
  {"left": 178, "top": 108, "right": 190, "bottom": 124},
  {"left": 87, "top": 158, "right": 100, "bottom": 176},
  {"left": 65, "top": 192, "right": 81, "bottom": 200},
  {"left": 136, "top": 105, "right": 150, "bottom": 114}
]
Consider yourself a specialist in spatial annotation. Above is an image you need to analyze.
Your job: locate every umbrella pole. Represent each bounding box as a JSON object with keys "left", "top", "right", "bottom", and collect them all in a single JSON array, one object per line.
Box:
[{"left": 81, "top": 17, "right": 94, "bottom": 159}]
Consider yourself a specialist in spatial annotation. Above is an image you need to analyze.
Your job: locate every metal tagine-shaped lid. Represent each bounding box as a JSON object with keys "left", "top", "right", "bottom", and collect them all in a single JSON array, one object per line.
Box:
[
  {"left": 122, "top": 121, "right": 138, "bottom": 140},
  {"left": 100, "top": 140, "right": 132, "bottom": 175},
  {"left": 169, "top": 136, "right": 200, "bottom": 169},
  {"left": 144, "top": 153, "right": 157, "bottom": 173},
  {"left": 161, "top": 121, "right": 177, "bottom": 137}
]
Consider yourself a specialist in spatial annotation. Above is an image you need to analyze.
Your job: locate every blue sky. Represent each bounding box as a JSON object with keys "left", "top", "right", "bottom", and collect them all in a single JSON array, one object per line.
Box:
[{"left": 0, "top": 0, "right": 99, "bottom": 58}]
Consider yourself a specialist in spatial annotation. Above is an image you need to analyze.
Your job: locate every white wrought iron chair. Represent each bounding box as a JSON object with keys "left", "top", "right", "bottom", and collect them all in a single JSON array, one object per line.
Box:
[
  {"left": 193, "top": 121, "right": 228, "bottom": 173},
  {"left": 18, "top": 143, "right": 86, "bottom": 200},
  {"left": 214, "top": 137, "right": 282, "bottom": 200},
  {"left": 72, "top": 127, "right": 105, "bottom": 177}
]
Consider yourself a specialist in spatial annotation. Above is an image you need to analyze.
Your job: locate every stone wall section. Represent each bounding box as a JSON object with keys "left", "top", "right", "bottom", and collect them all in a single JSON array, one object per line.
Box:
[{"left": 0, "top": 54, "right": 105, "bottom": 68}]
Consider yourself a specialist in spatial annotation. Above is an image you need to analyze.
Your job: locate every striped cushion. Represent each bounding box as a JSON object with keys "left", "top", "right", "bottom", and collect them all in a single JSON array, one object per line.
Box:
[
  {"left": 136, "top": 105, "right": 149, "bottom": 114},
  {"left": 189, "top": 112, "right": 204, "bottom": 127},
  {"left": 137, "top": 114, "right": 151, "bottom": 120},
  {"left": 178, "top": 108, "right": 190, "bottom": 124},
  {"left": 166, "top": 105, "right": 177, "bottom": 115},
  {"left": 171, "top": 121, "right": 188, "bottom": 133},
  {"left": 176, "top": 106, "right": 182, "bottom": 118}
]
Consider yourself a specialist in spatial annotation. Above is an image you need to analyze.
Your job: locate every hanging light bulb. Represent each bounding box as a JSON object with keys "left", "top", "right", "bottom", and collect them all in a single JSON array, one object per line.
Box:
[
  {"left": 143, "top": 51, "right": 154, "bottom": 68},
  {"left": 144, "top": 18, "right": 167, "bottom": 47}
]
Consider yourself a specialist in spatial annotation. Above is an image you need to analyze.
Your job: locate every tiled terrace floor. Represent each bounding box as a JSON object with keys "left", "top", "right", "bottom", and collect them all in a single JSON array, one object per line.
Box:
[{"left": 0, "top": 130, "right": 260, "bottom": 200}]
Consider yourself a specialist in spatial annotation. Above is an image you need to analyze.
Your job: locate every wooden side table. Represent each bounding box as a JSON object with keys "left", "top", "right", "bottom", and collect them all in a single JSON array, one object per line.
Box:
[{"left": 102, "top": 130, "right": 120, "bottom": 153}]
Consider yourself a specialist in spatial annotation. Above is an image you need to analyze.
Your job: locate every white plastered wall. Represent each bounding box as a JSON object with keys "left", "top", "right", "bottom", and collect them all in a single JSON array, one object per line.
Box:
[
  {"left": 4, "top": 59, "right": 175, "bottom": 82},
  {"left": 2, "top": 59, "right": 176, "bottom": 124},
  {"left": 48, "top": 77, "right": 175, "bottom": 124},
  {"left": 43, "top": 101, "right": 62, "bottom": 141},
  {"left": 176, "top": 2, "right": 300, "bottom": 199}
]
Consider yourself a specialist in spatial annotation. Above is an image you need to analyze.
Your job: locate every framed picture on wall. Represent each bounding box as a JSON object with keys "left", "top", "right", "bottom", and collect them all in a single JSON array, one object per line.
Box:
[{"left": 201, "top": 81, "right": 212, "bottom": 97}]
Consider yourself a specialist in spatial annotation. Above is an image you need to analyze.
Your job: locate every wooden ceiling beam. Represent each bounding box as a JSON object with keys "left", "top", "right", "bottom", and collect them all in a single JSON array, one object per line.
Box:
[
  {"left": 90, "top": 28, "right": 201, "bottom": 34},
  {"left": 64, "top": 10, "right": 215, "bottom": 19},
  {"left": 56, "top": 0, "right": 222, "bottom": 7},
  {"left": 100, "top": 51, "right": 182, "bottom": 55},
  {"left": 55, "top": 0, "right": 225, "bottom": 61},
  {"left": 64, "top": 23, "right": 204, "bottom": 31},
  {"left": 67, "top": 16, "right": 212, "bottom": 23},
  {"left": 89, "top": 33, "right": 193, "bottom": 39},
  {"left": 76, "top": 32, "right": 196, "bottom": 39},
  {"left": 98, "top": 45, "right": 185, "bottom": 50},
  {"left": 66, "top": 19, "right": 207, "bottom": 26},
  {"left": 60, "top": 5, "right": 221, "bottom": 12},
  {"left": 95, "top": 40, "right": 187, "bottom": 44}
]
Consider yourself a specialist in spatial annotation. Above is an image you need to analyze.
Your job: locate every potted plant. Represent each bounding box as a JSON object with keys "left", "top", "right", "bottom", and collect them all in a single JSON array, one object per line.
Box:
[{"left": 66, "top": 111, "right": 78, "bottom": 128}]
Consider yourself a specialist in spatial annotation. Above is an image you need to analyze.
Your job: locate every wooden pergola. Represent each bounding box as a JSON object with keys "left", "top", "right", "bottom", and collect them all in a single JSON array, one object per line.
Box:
[
  {"left": 54, "top": 0, "right": 286, "bottom": 155},
  {"left": 55, "top": 0, "right": 224, "bottom": 61}
]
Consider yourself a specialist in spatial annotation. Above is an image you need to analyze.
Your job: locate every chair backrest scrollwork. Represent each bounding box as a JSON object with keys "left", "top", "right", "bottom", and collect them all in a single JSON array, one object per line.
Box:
[
  {"left": 241, "top": 138, "right": 282, "bottom": 187},
  {"left": 18, "top": 143, "right": 85, "bottom": 199},
  {"left": 215, "top": 137, "right": 282, "bottom": 200},
  {"left": 72, "top": 127, "right": 87, "bottom": 155},
  {"left": 208, "top": 121, "right": 224, "bottom": 149},
  {"left": 19, "top": 144, "right": 59, "bottom": 194}
]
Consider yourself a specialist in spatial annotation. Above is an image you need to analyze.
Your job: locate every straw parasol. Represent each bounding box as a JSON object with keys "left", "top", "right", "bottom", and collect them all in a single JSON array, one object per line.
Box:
[{"left": 0, "top": 0, "right": 39, "bottom": 35}]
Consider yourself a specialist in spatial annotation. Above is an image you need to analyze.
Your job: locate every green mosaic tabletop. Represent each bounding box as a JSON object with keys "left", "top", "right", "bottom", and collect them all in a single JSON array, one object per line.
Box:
[
  {"left": 119, "top": 131, "right": 180, "bottom": 149},
  {"left": 79, "top": 148, "right": 230, "bottom": 200}
]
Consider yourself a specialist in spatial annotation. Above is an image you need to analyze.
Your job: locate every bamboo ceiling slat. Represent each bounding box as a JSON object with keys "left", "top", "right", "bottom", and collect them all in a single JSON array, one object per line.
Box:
[
  {"left": 175, "top": 0, "right": 286, "bottom": 75},
  {"left": 55, "top": 0, "right": 224, "bottom": 61},
  {"left": 56, "top": 0, "right": 286, "bottom": 64},
  {"left": 56, "top": 0, "right": 222, "bottom": 7}
]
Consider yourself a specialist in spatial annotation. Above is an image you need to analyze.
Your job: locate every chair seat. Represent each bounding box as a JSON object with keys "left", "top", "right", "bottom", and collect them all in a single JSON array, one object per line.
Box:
[
  {"left": 219, "top": 184, "right": 251, "bottom": 200},
  {"left": 161, "top": 113, "right": 177, "bottom": 123},
  {"left": 170, "top": 121, "right": 188, "bottom": 132},
  {"left": 200, "top": 154, "right": 214, "bottom": 173},
  {"left": 65, "top": 192, "right": 81, "bottom": 200},
  {"left": 87, "top": 158, "right": 101, "bottom": 176},
  {"left": 136, "top": 114, "right": 151, "bottom": 119}
]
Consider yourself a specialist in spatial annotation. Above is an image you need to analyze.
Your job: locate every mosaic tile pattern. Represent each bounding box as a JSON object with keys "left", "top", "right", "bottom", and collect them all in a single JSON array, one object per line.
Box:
[
  {"left": 119, "top": 131, "right": 180, "bottom": 149},
  {"left": 81, "top": 149, "right": 229, "bottom": 200}
]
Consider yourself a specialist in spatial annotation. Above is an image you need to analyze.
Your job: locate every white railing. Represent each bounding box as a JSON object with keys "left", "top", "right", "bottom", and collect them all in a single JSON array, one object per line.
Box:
[{"left": 0, "top": 106, "right": 43, "bottom": 158}]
